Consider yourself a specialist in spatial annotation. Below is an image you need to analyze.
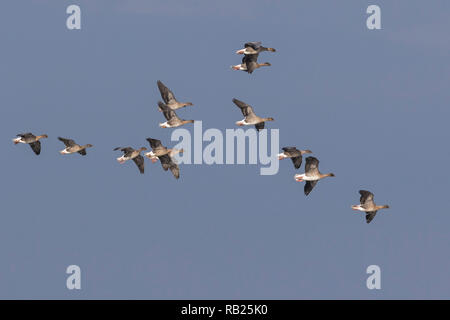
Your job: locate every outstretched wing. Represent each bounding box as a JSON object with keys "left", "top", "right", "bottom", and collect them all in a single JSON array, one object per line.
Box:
[
  {"left": 29, "top": 141, "right": 41, "bottom": 155},
  {"left": 291, "top": 156, "right": 303, "bottom": 169},
  {"left": 305, "top": 157, "right": 319, "bottom": 176},
  {"left": 157, "top": 80, "right": 176, "bottom": 104},
  {"left": 255, "top": 122, "right": 265, "bottom": 131},
  {"left": 133, "top": 155, "right": 145, "bottom": 174},
  {"left": 242, "top": 54, "right": 259, "bottom": 74},
  {"left": 359, "top": 190, "right": 375, "bottom": 206},
  {"left": 159, "top": 154, "right": 180, "bottom": 179},
  {"left": 58, "top": 137, "right": 76, "bottom": 147},
  {"left": 232, "top": 98, "right": 255, "bottom": 117},
  {"left": 158, "top": 101, "right": 179, "bottom": 121},
  {"left": 146, "top": 138, "right": 163, "bottom": 150},
  {"left": 365, "top": 211, "right": 377, "bottom": 224},
  {"left": 304, "top": 180, "right": 318, "bottom": 196}
]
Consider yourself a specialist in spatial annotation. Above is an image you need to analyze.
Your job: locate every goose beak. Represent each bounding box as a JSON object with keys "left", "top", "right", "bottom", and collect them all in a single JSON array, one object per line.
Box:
[{"left": 236, "top": 49, "right": 245, "bottom": 54}]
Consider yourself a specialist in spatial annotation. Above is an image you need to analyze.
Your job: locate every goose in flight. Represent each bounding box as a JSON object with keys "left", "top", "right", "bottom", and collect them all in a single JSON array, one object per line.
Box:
[
  {"left": 352, "top": 190, "right": 390, "bottom": 224},
  {"left": 232, "top": 98, "right": 274, "bottom": 131},
  {"left": 58, "top": 137, "right": 93, "bottom": 156},
  {"left": 157, "top": 80, "right": 193, "bottom": 111},
  {"left": 278, "top": 147, "right": 312, "bottom": 169},
  {"left": 294, "top": 157, "right": 335, "bottom": 195},
  {"left": 158, "top": 101, "right": 194, "bottom": 128},
  {"left": 232, "top": 53, "right": 271, "bottom": 74},
  {"left": 114, "top": 146, "right": 147, "bottom": 174},
  {"left": 236, "top": 41, "right": 276, "bottom": 55},
  {"left": 13, "top": 133, "right": 48, "bottom": 155},
  {"left": 144, "top": 138, "right": 183, "bottom": 163}
]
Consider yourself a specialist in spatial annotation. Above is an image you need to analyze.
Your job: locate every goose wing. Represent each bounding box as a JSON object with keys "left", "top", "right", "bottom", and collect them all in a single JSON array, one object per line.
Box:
[
  {"left": 232, "top": 98, "right": 256, "bottom": 118},
  {"left": 365, "top": 211, "right": 377, "bottom": 224},
  {"left": 29, "top": 141, "right": 41, "bottom": 155},
  {"left": 132, "top": 155, "right": 145, "bottom": 174},
  {"left": 157, "top": 80, "right": 177, "bottom": 104},
  {"left": 158, "top": 101, "right": 180, "bottom": 121},
  {"left": 146, "top": 138, "right": 163, "bottom": 150},
  {"left": 291, "top": 156, "right": 303, "bottom": 169},
  {"left": 359, "top": 190, "right": 375, "bottom": 207},
  {"left": 159, "top": 154, "right": 180, "bottom": 179},
  {"left": 58, "top": 137, "right": 76, "bottom": 147},
  {"left": 305, "top": 157, "right": 320, "bottom": 176},
  {"left": 255, "top": 122, "right": 265, "bottom": 131},
  {"left": 242, "top": 53, "right": 259, "bottom": 73},
  {"left": 304, "top": 180, "right": 318, "bottom": 196}
]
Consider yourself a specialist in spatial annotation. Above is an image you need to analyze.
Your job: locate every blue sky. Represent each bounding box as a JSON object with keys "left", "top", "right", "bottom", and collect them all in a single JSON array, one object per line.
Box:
[{"left": 1, "top": 0, "right": 449, "bottom": 299}]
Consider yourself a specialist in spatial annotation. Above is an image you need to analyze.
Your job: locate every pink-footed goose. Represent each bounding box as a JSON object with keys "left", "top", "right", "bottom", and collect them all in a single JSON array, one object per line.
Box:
[
  {"left": 294, "top": 156, "right": 335, "bottom": 195},
  {"left": 13, "top": 133, "right": 48, "bottom": 155},
  {"left": 114, "top": 146, "right": 147, "bottom": 174},
  {"left": 232, "top": 98, "right": 274, "bottom": 131},
  {"left": 352, "top": 190, "right": 390, "bottom": 224},
  {"left": 157, "top": 80, "right": 193, "bottom": 111},
  {"left": 278, "top": 147, "right": 312, "bottom": 169},
  {"left": 158, "top": 101, "right": 194, "bottom": 128},
  {"left": 58, "top": 137, "right": 93, "bottom": 156}
]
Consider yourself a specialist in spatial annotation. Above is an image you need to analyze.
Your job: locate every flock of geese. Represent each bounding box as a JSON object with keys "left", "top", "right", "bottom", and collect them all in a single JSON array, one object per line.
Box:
[{"left": 12, "top": 41, "right": 390, "bottom": 224}]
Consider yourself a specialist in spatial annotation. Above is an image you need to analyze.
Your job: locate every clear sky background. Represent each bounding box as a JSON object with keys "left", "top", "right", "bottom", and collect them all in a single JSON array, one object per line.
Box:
[{"left": 1, "top": 0, "right": 449, "bottom": 299}]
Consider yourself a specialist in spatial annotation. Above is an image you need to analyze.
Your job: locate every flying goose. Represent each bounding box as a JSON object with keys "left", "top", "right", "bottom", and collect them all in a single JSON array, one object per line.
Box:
[
  {"left": 352, "top": 190, "right": 390, "bottom": 224},
  {"left": 114, "top": 146, "right": 147, "bottom": 174},
  {"left": 232, "top": 98, "right": 274, "bottom": 131},
  {"left": 278, "top": 147, "right": 312, "bottom": 169},
  {"left": 236, "top": 41, "right": 276, "bottom": 55},
  {"left": 13, "top": 133, "right": 48, "bottom": 155},
  {"left": 58, "top": 137, "right": 93, "bottom": 156},
  {"left": 294, "top": 156, "right": 335, "bottom": 195},
  {"left": 144, "top": 138, "right": 183, "bottom": 163},
  {"left": 232, "top": 54, "right": 271, "bottom": 74},
  {"left": 158, "top": 101, "right": 194, "bottom": 128},
  {"left": 157, "top": 80, "right": 193, "bottom": 111}
]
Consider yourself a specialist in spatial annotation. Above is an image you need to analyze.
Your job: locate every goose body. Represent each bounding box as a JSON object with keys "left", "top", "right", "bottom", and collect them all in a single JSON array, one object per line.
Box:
[
  {"left": 157, "top": 80, "right": 193, "bottom": 111},
  {"left": 13, "top": 133, "right": 48, "bottom": 155},
  {"left": 352, "top": 190, "right": 390, "bottom": 223},
  {"left": 232, "top": 98, "right": 274, "bottom": 131},
  {"left": 58, "top": 137, "right": 93, "bottom": 156},
  {"left": 278, "top": 147, "right": 312, "bottom": 169},
  {"left": 114, "top": 146, "right": 147, "bottom": 174},
  {"left": 294, "top": 157, "right": 335, "bottom": 195},
  {"left": 158, "top": 101, "right": 194, "bottom": 128}
]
